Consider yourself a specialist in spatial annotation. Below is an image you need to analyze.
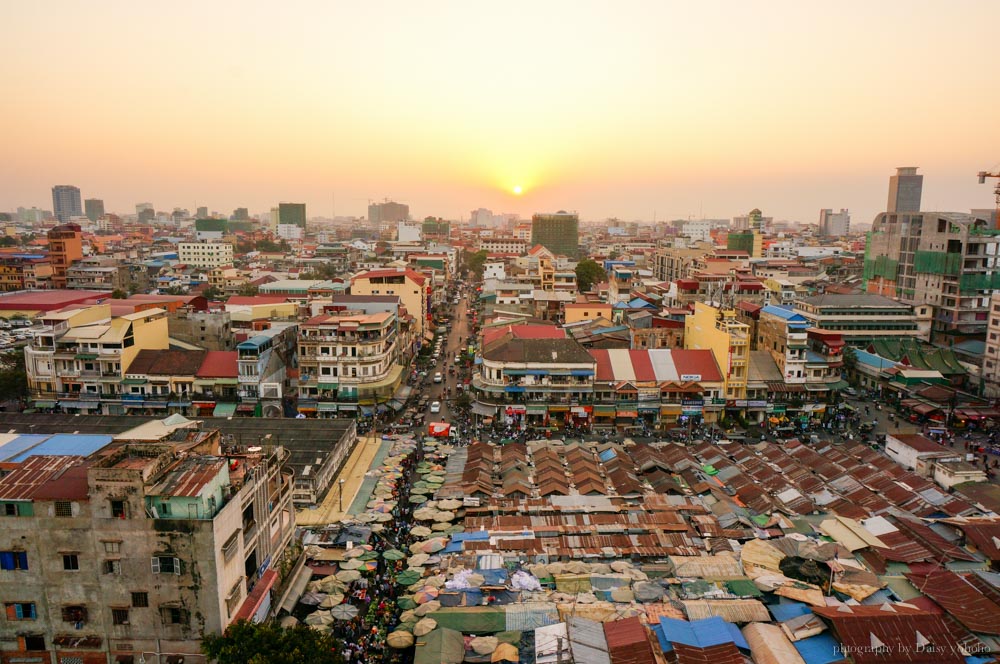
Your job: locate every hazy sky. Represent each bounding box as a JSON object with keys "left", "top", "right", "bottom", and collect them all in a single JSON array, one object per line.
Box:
[{"left": 2, "top": 1, "right": 999, "bottom": 225}]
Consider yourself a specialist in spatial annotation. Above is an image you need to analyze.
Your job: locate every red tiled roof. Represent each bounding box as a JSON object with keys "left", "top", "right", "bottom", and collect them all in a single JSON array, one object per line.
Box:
[
  {"left": 671, "top": 350, "right": 724, "bottom": 383},
  {"left": 352, "top": 268, "right": 426, "bottom": 285},
  {"left": 197, "top": 351, "right": 238, "bottom": 378},
  {"left": 940, "top": 519, "right": 1000, "bottom": 561},
  {"left": 629, "top": 349, "right": 657, "bottom": 382}
]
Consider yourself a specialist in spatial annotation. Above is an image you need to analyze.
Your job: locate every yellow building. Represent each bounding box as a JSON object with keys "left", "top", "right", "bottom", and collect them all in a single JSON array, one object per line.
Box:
[
  {"left": 25, "top": 304, "right": 170, "bottom": 413},
  {"left": 563, "top": 302, "right": 613, "bottom": 325},
  {"left": 684, "top": 301, "right": 749, "bottom": 400},
  {"left": 350, "top": 268, "right": 429, "bottom": 339}
]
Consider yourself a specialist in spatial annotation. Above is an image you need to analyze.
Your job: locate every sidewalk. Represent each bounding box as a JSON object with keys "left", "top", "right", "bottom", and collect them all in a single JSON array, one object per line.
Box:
[{"left": 296, "top": 432, "right": 382, "bottom": 527}]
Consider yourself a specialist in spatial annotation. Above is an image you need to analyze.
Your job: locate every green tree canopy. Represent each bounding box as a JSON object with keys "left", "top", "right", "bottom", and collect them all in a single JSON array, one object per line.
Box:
[
  {"left": 201, "top": 286, "right": 224, "bottom": 301},
  {"left": 0, "top": 352, "right": 27, "bottom": 402},
  {"left": 201, "top": 620, "right": 343, "bottom": 664},
  {"left": 463, "top": 250, "right": 489, "bottom": 279},
  {"left": 237, "top": 283, "right": 260, "bottom": 297},
  {"left": 110, "top": 289, "right": 128, "bottom": 299},
  {"left": 575, "top": 259, "right": 607, "bottom": 292}
]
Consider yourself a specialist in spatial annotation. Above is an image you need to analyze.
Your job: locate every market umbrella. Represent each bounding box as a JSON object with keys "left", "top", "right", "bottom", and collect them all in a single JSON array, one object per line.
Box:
[
  {"left": 413, "top": 617, "right": 438, "bottom": 636},
  {"left": 408, "top": 553, "right": 430, "bottom": 567},
  {"left": 431, "top": 522, "right": 453, "bottom": 532},
  {"left": 414, "top": 586, "right": 440, "bottom": 603},
  {"left": 319, "top": 593, "right": 345, "bottom": 608},
  {"left": 336, "top": 569, "right": 362, "bottom": 583},
  {"left": 278, "top": 615, "right": 299, "bottom": 628},
  {"left": 414, "top": 600, "right": 441, "bottom": 616},
  {"left": 409, "top": 542, "right": 425, "bottom": 554},
  {"left": 371, "top": 524, "right": 385, "bottom": 533},
  {"left": 465, "top": 573, "right": 486, "bottom": 587},
  {"left": 396, "top": 570, "right": 422, "bottom": 586},
  {"left": 330, "top": 603, "right": 359, "bottom": 620},
  {"left": 397, "top": 596, "right": 417, "bottom": 610},
  {"left": 432, "top": 511, "right": 455, "bottom": 522},
  {"left": 492, "top": 643, "right": 519, "bottom": 662},
  {"left": 304, "top": 611, "right": 334, "bottom": 626},
  {"left": 610, "top": 587, "right": 635, "bottom": 603},
  {"left": 355, "top": 513, "right": 378, "bottom": 523},
  {"left": 609, "top": 560, "right": 633, "bottom": 573},
  {"left": 363, "top": 560, "right": 378, "bottom": 571},
  {"left": 420, "top": 538, "right": 447, "bottom": 553},
  {"left": 369, "top": 503, "right": 392, "bottom": 513},
  {"left": 399, "top": 609, "right": 417, "bottom": 624},
  {"left": 437, "top": 498, "right": 462, "bottom": 510},
  {"left": 383, "top": 549, "right": 406, "bottom": 561},
  {"left": 374, "top": 513, "right": 394, "bottom": 522},
  {"left": 358, "top": 550, "right": 380, "bottom": 561},
  {"left": 412, "top": 508, "right": 437, "bottom": 522},
  {"left": 318, "top": 576, "right": 347, "bottom": 593},
  {"left": 339, "top": 559, "right": 363, "bottom": 570},
  {"left": 299, "top": 592, "right": 325, "bottom": 606},
  {"left": 387, "top": 630, "right": 414, "bottom": 649},
  {"left": 409, "top": 495, "right": 428, "bottom": 504},
  {"left": 471, "top": 636, "right": 499, "bottom": 655}
]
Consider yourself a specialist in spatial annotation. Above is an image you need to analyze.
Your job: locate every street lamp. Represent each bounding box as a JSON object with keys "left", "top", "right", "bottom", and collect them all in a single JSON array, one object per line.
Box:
[{"left": 338, "top": 478, "right": 346, "bottom": 512}]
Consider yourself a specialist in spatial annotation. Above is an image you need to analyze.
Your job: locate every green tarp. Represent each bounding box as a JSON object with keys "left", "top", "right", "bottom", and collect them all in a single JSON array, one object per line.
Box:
[
  {"left": 213, "top": 403, "right": 237, "bottom": 417},
  {"left": 414, "top": 627, "right": 465, "bottom": 664},
  {"left": 427, "top": 607, "right": 507, "bottom": 634}
]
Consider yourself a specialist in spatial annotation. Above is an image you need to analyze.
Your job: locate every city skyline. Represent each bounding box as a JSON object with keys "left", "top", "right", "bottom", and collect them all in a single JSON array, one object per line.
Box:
[{"left": 2, "top": 1, "right": 998, "bottom": 223}]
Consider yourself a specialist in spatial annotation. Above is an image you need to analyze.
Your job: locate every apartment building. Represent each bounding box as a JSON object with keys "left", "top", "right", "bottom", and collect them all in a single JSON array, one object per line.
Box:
[
  {"left": 794, "top": 293, "right": 919, "bottom": 343},
  {"left": 350, "top": 268, "right": 429, "bottom": 338},
  {"left": 0, "top": 423, "right": 296, "bottom": 663},
  {"left": 865, "top": 211, "right": 999, "bottom": 342},
  {"left": 297, "top": 310, "right": 403, "bottom": 416},
  {"left": 236, "top": 323, "right": 298, "bottom": 417},
  {"left": 757, "top": 305, "right": 809, "bottom": 384},
  {"left": 48, "top": 224, "right": 84, "bottom": 289},
  {"left": 478, "top": 238, "right": 526, "bottom": 254},
  {"left": 684, "top": 302, "right": 749, "bottom": 400},
  {"left": 177, "top": 241, "right": 234, "bottom": 268},
  {"left": 0, "top": 256, "right": 52, "bottom": 292},
  {"left": 983, "top": 292, "right": 1000, "bottom": 398},
  {"left": 25, "top": 305, "right": 170, "bottom": 414}
]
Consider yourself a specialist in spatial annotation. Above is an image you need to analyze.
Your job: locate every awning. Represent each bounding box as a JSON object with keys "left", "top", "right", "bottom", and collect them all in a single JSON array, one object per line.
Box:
[
  {"left": 392, "top": 385, "right": 414, "bottom": 402},
  {"left": 827, "top": 379, "right": 850, "bottom": 390},
  {"left": 317, "top": 403, "right": 339, "bottom": 412},
  {"left": 123, "top": 401, "right": 145, "bottom": 408},
  {"left": 278, "top": 565, "right": 314, "bottom": 613},
  {"left": 526, "top": 405, "right": 547, "bottom": 415},
  {"left": 617, "top": 410, "right": 638, "bottom": 418},
  {"left": 471, "top": 402, "right": 496, "bottom": 416},
  {"left": 213, "top": 403, "right": 237, "bottom": 417},
  {"left": 122, "top": 378, "right": 147, "bottom": 385},
  {"left": 75, "top": 353, "right": 98, "bottom": 360},
  {"left": 388, "top": 400, "right": 405, "bottom": 412},
  {"left": 571, "top": 369, "right": 595, "bottom": 377},
  {"left": 570, "top": 407, "right": 588, "bottom": 415},
  {"left": 338, "top": 404, "right": 358, "bottom": 411},
  {"left": 593, "top": 405, "right": 616, "bottom": 415},
  {"left": 548, "top": 405, "right": 569, "bottom": 413},
  {"left": 236, "top": 404, "right": 256, "bottom": 413},
  {"left": 33, "top": 400, "right": 56, "bottom": 408},
  {"left": 638, "top": 404, "right": 659, "bottom": 412},
  {"left": 359, "top": 405, "right": 374, "bottom": 416},
  {"left": 146, "top": 402, "right": 167, "bottom": 409},
  {"left": 505, "top": 386, "right": 526, "bottom": 393},
  {"left": 317, "top": 382, "right": 338, "bottom": 390},
  {"left": 913, "top": 403, "right": 940, "bottom": 415},
  {"left": 661, "top": 404, "right": 682, "bottom": 415},
  {"left": 167, "top": 401, "right": 191, "bottom": 407},
  {"left": 63, "top": 401, "right": 99, "bottom": 410}
]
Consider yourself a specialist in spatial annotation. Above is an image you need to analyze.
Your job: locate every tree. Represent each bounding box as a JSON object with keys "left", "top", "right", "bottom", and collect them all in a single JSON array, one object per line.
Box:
[
  {"left": 842, "top": 346, "right": 858, "bottom": 386},
  {"left": 463, "top": 250, "right": 488, "bottom": 279},
  {"left": 0, "top": 352, "right": 27, "bottom": 402},
  {"left": 237, "top": 283, "right": 260, "bottom": 297},
  {"left": 201, "top": 286, "right": 224, "bottom": 301},
  {"left": 201, "top": 620, "right": 343, "bottom": 664},
  {"left": 110, "top": 289, "right": 128, "bottom": 299},
  {"left": 575, "top": 259, "right": 607, "bottom": 292}
]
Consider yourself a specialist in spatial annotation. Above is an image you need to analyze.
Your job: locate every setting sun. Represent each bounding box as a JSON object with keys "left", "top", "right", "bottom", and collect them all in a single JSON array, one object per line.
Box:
[{"left": 513, "top": 185, "right": 523, "bottom": 195}]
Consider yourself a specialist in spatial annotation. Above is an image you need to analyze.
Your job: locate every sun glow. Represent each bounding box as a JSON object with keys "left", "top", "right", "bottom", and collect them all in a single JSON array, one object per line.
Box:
[{"left": 512, "top": 185, "right": 523, "bottom": 195}]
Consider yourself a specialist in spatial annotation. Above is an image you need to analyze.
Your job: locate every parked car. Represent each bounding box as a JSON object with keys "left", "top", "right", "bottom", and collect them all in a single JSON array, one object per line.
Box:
[
  {"left": 430, "top": 401, "right": 441, "bottom": 413},
  {"left": 433, "top": 372, "right": 443, "bottom": 383}
]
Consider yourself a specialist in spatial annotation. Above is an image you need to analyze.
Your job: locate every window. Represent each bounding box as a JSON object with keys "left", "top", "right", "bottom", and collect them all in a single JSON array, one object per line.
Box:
[
  {"left": 152, "top": 556, "right": 180, "bottom": 575},
  {"left": 222, "top": 531, "right": 241, "bottom": 561},
  {"left": 110, "top": 499, "right": 128, "bottom": 519},
  {"left": 112, "top": 608, "right": 130, "bottom": 625},
  {"left": 0, "top": 551, "right": 28, "bottom": 570},
  {"left": 160, "top": 606, "right": 188, "bottom": 625},
  {"left": 5, "top": 602, "right": 36, "bottom": 620},
  {"left": 103, "top": 541, "right": 121, "bottom": 554},
  {"left": 2, "top": 503, "right": 18, "bottom": 516},
  {"left": 63, "top": 554, "right": 80, "bottom": 571},
  {"left": 131, "top": 592, "right": 149, "bottom": 608},
  {"left": 54, "top": 501, "right": 73, "bottom": 517},
  {"left": 103, "top": 559, "right": 121, "bottom": 575},
  {"left": 61, "top": 605, "right": 87, "bottom": 623},
  {"left": 24, "top": 635, "right": 45, "bottom": 651}
]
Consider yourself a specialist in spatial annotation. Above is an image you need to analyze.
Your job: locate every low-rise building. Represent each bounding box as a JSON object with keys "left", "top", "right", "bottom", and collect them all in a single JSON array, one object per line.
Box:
[
  {"left": 794, "top": 293, "right": 919, "bottom": 343},
  {"left": 236, "top": 323, "right": 298, "bottom": 417},
  {"left": 177, "top": 241, "right": 234, "bottom": 268}
]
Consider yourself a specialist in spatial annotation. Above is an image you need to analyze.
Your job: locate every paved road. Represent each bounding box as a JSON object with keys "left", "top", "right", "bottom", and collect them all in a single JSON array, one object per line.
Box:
[{"left": 423, "top": 290, "right": 474, "bottom": 423}]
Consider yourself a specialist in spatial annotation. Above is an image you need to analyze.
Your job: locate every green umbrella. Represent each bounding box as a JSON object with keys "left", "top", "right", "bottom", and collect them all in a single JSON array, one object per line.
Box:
[
  {"left": 383, "top": 549, "right": 406, "bottom": 561},
  {"left": 358, "top": 550, "right": 380, "bottom": 561},
  {"left": 396, "top": 569, "right": 422, "bottom": 586},
  {"left": 409, "top": 495, "right": 428, "bottom": 504},
  {"left": 397, "top": 596, "right": 417, "bottom": 610}
]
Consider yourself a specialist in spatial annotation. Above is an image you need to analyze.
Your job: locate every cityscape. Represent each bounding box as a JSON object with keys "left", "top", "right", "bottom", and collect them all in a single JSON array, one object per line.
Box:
[{"left": 3, "top": 3, "right": 1000, "bottom": 664}]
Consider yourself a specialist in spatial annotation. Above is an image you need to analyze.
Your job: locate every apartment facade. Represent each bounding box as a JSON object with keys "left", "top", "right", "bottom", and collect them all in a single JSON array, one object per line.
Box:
[
  {"left": 684, "top": 302, "right": 749, "bottom": 400},
  {"left": 865, "top": 211, "right": 998, "bottom": 342},
  {"left": 350, "top": 268, "right": 429, "bottom": 338},
  {"left": 0, "top": 429, "right": 295, "bottom": 663},
  {"left": 794, "top": 293, "right": 919, "bottom": 344},
  {"left": 236, "top": 324, "right": 298, "bottom": 417},
  {"left": 48, "top": 224, "right": 84, "bottom": 289},
  {"left": 25, "top": 305, "right": 170, "bottom": 414},
  {"left": 177, "top": 242, "right": 234, "bottom": 269},
  {"left": 297, "top": 310, "right": 403, "bottom": 416}
]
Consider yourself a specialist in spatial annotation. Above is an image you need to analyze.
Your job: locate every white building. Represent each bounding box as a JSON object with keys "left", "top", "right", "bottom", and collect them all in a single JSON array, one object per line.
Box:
[
  {"left": 276, "top": 223, "right": 303, "bottom": 241},
  {"left": 483, "top": 262, "right": 506, "bottom": 281},
  {"left": 681, "top": 220, "right": 715, "bottom": 242},
  {"left": 884, "top": 433, "right": 952, "bottom": 470},
  {"left": 479, "top": 238, "right": 526, "bottom": 254},
  {"left": 819, "top": 208, "right": 850, "bottom": 237},
  {"left": 397, "top": 221, "right": 421, "bottom": 243},
  {"left": 178, "top": 241, "right": 234, "bottom": 268}
]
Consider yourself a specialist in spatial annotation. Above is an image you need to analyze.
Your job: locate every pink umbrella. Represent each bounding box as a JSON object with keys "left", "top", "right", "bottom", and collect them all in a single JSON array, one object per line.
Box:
[{"left": 413, "top": 586, "right": 440, "bottom": 604}]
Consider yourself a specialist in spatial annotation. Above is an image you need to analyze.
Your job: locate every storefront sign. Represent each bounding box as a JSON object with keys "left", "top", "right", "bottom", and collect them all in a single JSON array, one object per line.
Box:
[
  {"left": 682, "top": 399, "right": 704, "bottom": 407},
  {"left": 680, "top": 374, "right": 702, "bottom": 381}
]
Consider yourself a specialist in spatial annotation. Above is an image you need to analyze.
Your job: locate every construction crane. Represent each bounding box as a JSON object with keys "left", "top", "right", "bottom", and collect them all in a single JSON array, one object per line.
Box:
[{"left": 978, "top": 170, "right": 1000, "bottom": 228}]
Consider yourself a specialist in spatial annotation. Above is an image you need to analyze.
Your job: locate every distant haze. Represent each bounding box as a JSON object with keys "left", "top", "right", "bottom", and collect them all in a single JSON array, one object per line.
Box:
[{"left": 1, "top": 1, "right": 998, "bottom": 224}]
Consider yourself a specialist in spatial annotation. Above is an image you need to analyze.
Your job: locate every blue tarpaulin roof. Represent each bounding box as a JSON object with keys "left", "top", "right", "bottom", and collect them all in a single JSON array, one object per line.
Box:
[
  {"left": 657, "top": 617, "right": 748, "bottom": 652},
  {"left": 768, "top": 601, "right": 812, "bottom": 622},
  {"left": 598, "top": 448, "right": 617, "bottom": 462},
  {"left": 444, "top": 531, "right": 489, "bottom": 553},
  {"left": 793, "top": 633, "right": 843, "bottom": 664},
  {"left": 2, "top": 433, "right": 113, "bottom": 463}
]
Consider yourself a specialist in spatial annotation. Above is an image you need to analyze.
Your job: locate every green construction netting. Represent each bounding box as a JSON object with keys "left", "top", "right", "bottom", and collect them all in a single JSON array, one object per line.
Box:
[
  {"left": 960, "top": 272, "right": 1000, "bottom": 293},
  {"left": 913, "top": 251, "right": 961, "bottom": 276}
]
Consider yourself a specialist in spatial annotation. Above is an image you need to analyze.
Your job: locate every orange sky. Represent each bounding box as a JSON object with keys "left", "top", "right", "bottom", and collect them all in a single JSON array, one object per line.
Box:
[{"left": 1, "top": 1, "right": 999, "bottom": 224}]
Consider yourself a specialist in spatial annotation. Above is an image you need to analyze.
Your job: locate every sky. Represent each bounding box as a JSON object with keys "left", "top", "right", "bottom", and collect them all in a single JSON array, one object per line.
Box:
[{"left": 2, "top": 1, "right": 999, "bottom": 225}]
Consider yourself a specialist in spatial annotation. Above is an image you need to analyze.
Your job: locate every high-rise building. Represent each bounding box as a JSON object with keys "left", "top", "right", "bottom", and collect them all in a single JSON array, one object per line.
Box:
[
  {"left": 819, "top": 208, "right": 850, "bottom": 236},
  {"left": 232, "top": 207, "right": 249, "bottom": 221},
  {"left": 731, "top": 209, "right": 772, "bottom": 231},
  {"left": 196, "top": 206, "right": 209, "bottom": 218},
  {"left": 368, "top": 200, "right": 409, "bottom": 224},
  {"left": 84, "top": 198, "right": 104, "bottom": 222},
  {"left": 887, "top": 167, "right": 923, "bottom": 213},
  {"left": 51, "top": 185, "right": 82, "bottom": 222},
  {"left": 47, "top": 224, "right": 84, "bottom": 288},
  {"left": 136, "top": 202, "right": 155, "bottom": 223},
  {"left": 531, "top": 211, "right": 580, "bottom": 258},
  {"left": 278, "top": 202, "right": 306, "bottom": 228}
]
